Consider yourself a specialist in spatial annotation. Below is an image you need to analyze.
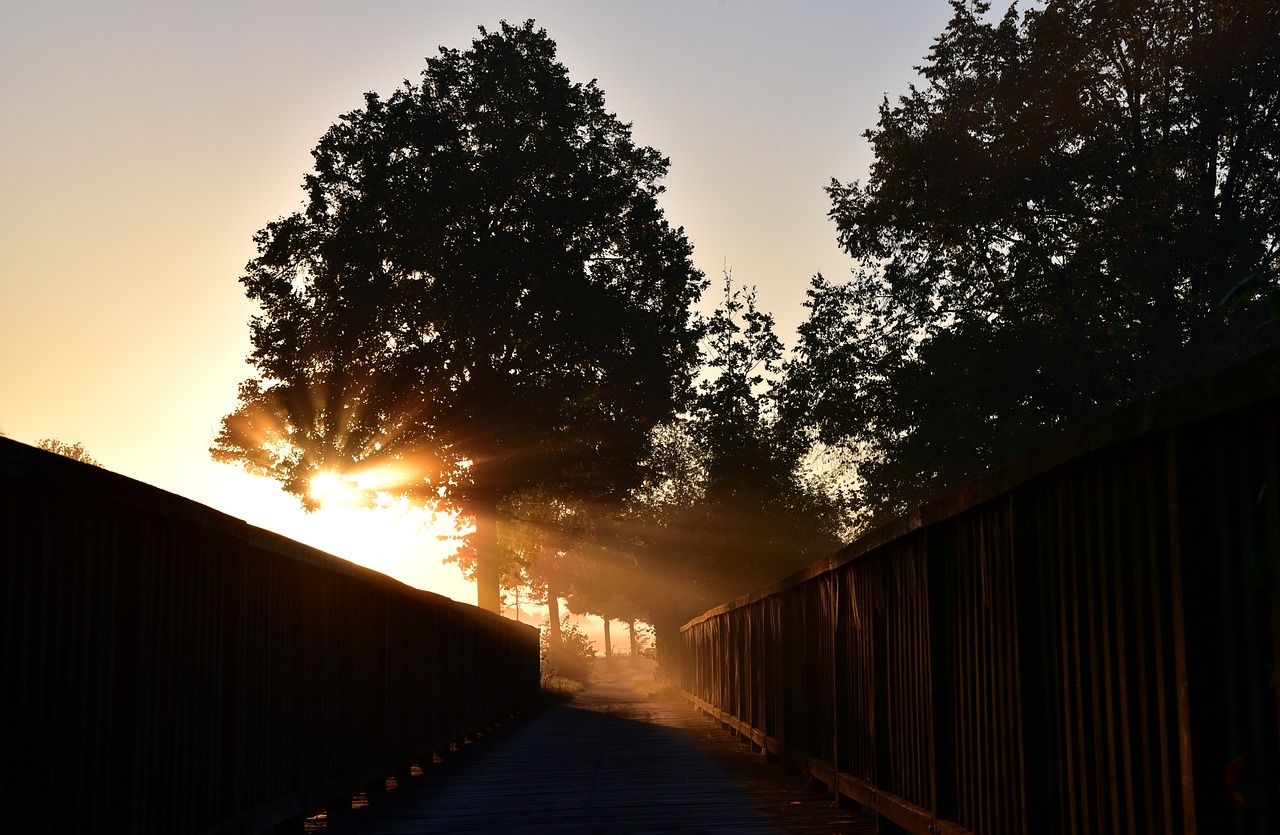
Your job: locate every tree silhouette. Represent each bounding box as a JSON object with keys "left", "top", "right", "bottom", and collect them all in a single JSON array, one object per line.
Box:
[
  {"left": 565, "top": 518, "right": 646, "bottom": 668},
  {"left": 212, "top": 21, "right": 705, "bottom": 611},
  {"left": 36, "top": 438, "right": 101, "bottom": 467},
  {"left": 787, "top": 0, "right": 1280, "bottom": 525},
  {"left": 493, "top": 487, "right": 589, "bottom": 646},
  {"left": 630, "top": 275, "right": 844, "bottom": 663}
]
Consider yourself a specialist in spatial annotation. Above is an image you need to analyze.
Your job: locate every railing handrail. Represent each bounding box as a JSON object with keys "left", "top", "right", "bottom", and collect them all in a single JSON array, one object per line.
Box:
[{"left": 1, "top": 438, "right": 473, "bottom": 607}]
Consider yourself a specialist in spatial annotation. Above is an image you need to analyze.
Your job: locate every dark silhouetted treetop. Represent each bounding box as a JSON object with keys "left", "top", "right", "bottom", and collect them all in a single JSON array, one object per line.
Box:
[
  {"left": 787, "top": 0, "right": 1280, "bottom": 526},
  {"left": 212, "top": 21, "right": 706, "bottom": 609},
  {"left": 36, "top": 438, "right": 101, "bottom": 467}
]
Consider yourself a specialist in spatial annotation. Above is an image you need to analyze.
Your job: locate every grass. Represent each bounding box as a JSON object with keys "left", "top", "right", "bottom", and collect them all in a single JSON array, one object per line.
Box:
[
  {"left": 627, "top": 669, "right": 681, "bottom": 701},
  {"left": 540, "top": 674, "right": 586, "bottom": 703}
]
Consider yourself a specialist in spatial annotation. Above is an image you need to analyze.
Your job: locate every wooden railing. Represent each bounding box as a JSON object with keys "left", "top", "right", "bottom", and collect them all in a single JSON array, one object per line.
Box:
[
  {"left": 683, "top": 348, "right": 1280, "bottom": 834},
  {"left": 1, "top": 439, "right": 540, "bottom": 834}
]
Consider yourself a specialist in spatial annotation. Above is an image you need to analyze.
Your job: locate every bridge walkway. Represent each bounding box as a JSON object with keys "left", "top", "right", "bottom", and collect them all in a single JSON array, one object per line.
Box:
[{"left": 309, "top": 674, "right": 875, "bottom": 834}]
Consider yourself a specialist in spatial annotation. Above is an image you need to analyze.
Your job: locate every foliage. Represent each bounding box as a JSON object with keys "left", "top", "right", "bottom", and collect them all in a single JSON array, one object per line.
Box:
[
  {"left": 540, "top": 617, "right": 595, "bottom": 684},
  {"left": 626, "top": 275, "right": 846, "bottom": 654},
  {"left": 210, "top": 21, "right": 706, "bottom": 606},
  {"left": 36, "top": 438, "right": 101, "bottom": 467},
  {"left": 1221, "top": 273, "right": 1280, "bottom": 331},
  {"left": 638, "top": 628, "right": 656, "bottom": 661},
  {"left": 786, "top": 0, "right": 1280, "bottom": 525},
  {"left": 540, "top": 674, "right": 585, "bottom": 701},
  {"left": 490, "top": 487, "right": 594, "bottom": 640},
  {"left": 490, "top": 489, "right": 650, "bottom": 665},
  {"left": 557, "top": 505, "right": 651, "bottom": 631},
  {"left": 444, "top": 487, "right": 582, "bottom": 590}
]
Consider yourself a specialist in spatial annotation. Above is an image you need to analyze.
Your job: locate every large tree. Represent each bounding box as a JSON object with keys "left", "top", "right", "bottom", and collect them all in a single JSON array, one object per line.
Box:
[
  {"left": 212, "top": 21, "right": 705, "bottom": 611},
  {"left": 787, "top": 0, "right": 1280, "bottom": 525}
]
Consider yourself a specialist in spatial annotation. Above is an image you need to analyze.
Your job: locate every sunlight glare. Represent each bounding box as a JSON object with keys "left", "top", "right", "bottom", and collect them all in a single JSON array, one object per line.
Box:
[
  {"left": 310, "top": 470, "right": 364, "bottom": 508},
  {"left": 210, "top": 465, "right": 473, "bottom": 599}
]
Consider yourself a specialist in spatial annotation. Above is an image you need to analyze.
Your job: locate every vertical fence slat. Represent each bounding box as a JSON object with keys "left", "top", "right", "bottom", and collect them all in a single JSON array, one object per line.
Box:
[{"left": 2, "top": 439, "right": 540, "bottom": 835}]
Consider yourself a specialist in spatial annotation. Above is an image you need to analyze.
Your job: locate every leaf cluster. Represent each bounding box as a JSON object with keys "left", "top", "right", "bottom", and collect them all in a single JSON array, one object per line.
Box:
[
  {"left": 787, "top": 0, "right": 1280, "bottom": 524},
  {"left": 36, "top": 438, "right": 101, "bottom": 467}
]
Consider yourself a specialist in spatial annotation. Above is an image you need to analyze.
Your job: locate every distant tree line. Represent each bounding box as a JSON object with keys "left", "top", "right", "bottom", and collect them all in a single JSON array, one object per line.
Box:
[
  {"left": 0, "top": 427, "right": 101, "bottom": 468},
  {"left": 2, "top": 430, "right": 103, "bottom": 467},
  {"left": 37, "top": 438, "right": 101, "bottom": 466},
  {"left": 213, "top": 2, "right": 1280, "bottom": 669}
]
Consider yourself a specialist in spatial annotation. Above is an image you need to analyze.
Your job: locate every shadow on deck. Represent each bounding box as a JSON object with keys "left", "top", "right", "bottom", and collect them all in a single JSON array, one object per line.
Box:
[{"left": 309, "top": 674, "right": 875, "bottom": 835}]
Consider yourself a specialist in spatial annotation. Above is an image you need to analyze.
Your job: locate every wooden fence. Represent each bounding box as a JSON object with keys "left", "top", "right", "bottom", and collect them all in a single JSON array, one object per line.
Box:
[
  {"left": 1, "top": 439, "right": 540, "bottom": 834},
  {"left": 683, "top": 348, "right": 1280, "bottom": 835}
]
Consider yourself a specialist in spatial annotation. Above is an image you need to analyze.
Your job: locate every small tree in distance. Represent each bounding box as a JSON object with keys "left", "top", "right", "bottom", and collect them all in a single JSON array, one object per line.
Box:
[{"left": 37, "top": 438, "right": 101, "bottom": 467}]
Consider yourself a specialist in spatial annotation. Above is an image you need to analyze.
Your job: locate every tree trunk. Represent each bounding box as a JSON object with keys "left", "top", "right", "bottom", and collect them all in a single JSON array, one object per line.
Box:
[
  {"left": 629, "top": 618, "right": 638, "bottom": 658},
  {"left": 652, "top": 614, "right": 682, "bottom": 679},
  {"left": 547, "top": 582, "right": 562, "bottom": 646},
  {"left": 602, "top": 616, "right": 612, "bottom": 668},
  {"left": 474, "top": 500, "right": 501, "bottom": 613}
]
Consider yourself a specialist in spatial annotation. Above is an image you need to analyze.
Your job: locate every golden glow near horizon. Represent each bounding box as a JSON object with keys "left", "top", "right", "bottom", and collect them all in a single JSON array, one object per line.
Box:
[
  {"left": 213, "top": 462, "right": 472, "bottom": 598},
  {"left": 1, "top": 0, "right": 953, "bottom": 604}
]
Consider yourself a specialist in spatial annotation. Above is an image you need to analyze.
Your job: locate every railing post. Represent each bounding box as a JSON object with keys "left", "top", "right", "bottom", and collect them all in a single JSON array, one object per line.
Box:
[{"left": 926, "top": 521, "right": 956, "bottom": 824}]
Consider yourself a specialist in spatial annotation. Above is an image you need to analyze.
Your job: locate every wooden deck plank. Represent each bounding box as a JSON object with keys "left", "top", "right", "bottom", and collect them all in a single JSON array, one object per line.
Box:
[{"left": 310, "top": 676, "right": 875, "bottom": 834}]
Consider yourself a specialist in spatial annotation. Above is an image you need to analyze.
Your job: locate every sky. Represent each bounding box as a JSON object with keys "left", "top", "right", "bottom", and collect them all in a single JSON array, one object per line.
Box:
[{"left": 1, "top": 0, "right": 957, "bottom": 604}]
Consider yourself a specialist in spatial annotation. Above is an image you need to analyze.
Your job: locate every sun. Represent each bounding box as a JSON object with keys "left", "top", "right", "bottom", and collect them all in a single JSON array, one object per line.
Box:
[
  {"left": 209, "top": 465, "right": 473, "bottom": 600},
  {"left": 310, "top": 470, "right": 364, "bottom": 508}
]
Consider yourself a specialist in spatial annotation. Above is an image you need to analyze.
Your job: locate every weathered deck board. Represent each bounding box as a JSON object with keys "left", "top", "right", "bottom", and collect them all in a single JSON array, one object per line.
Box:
[{"left": 310, "top": 676, "right": 875, "bottom": 834}]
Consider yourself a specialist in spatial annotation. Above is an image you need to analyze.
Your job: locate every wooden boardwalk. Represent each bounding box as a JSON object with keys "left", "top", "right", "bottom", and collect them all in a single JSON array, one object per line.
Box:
[{"left": 310, "top": 675, "right": 875, "bottom": 834}]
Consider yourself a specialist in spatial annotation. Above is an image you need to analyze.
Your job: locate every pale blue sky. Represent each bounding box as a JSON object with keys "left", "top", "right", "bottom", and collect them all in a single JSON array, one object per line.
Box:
[{"left": 1, "top": 0, "right": 957, "bottom": 599}]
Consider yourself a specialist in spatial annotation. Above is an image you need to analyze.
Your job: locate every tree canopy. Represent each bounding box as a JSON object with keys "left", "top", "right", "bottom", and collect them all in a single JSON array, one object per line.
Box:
[
  {"left": 212, "top": 21, "right": 706, "bottom": 610},
  {"left": 786, "top": 0, "right": 1280, "bottom": 525}
]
